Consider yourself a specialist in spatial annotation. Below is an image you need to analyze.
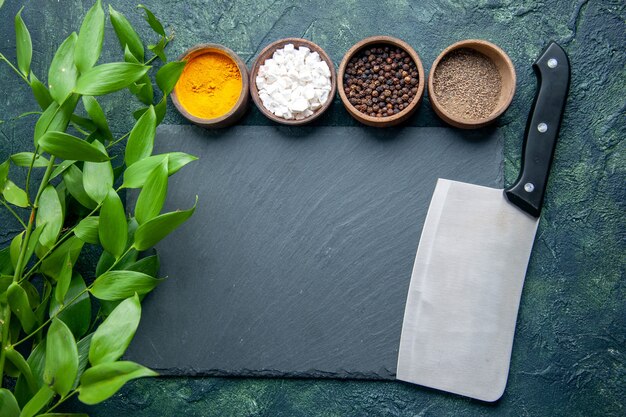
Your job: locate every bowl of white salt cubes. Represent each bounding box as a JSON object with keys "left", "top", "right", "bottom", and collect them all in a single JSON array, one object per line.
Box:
[{"left": 250, "top": 38, "right": 336, "bottom": 125}]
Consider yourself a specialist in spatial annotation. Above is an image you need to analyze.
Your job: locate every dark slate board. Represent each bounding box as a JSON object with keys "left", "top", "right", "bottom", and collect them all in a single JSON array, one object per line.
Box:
[{"left": 125, "top": 125, "right": 503, "bottom": 379}]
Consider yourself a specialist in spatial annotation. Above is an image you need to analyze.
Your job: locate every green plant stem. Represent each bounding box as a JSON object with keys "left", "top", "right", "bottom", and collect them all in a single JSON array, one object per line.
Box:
[
  {"left": 0, "top": 52, "right": 29, "bottom": 83},
  {"left": 14, "top": 157, "right": 57, "bottom": 279},
  {"left": 24, "top": 145, "right": 40, "bottom": 204},
  {"left": 145, "top": 34, "right": 173, "bottom": 66},
  {"left": 0, "top": 305, "right": 10, "bottom": 388},
  {"left": 107, "top": 130, "right": 131, "bottom": 149},
  {"left": 45, "top": 389, "right": 78, "bottom": 414},
  {"left": 0, "top": 199, "right": 27, "bottom": 228},
  {"left": 0, "top": 156, "right": 56, "bottom": 386},
  {"left": 70, "top": 121, "right": 91, "bottom": 136}
]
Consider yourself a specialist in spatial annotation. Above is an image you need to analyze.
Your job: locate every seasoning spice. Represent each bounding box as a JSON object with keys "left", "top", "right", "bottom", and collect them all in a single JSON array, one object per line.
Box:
[
  {"left": 255, "top": 43, "right": 332, "bottom": 120},
  {"left": 174, "top": 52, "right": 242, "bottom": 119},
  {"left": 343, "top": 45, "right": 419, "bottom": 118},
  {"left": 432, "top": 48, "right": 502, "bottom": 120}
]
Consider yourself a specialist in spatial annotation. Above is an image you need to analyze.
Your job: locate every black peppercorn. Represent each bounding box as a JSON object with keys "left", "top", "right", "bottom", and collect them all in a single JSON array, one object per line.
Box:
[{"left": 343, "top": 43, "right": 419, "bottom": 118}]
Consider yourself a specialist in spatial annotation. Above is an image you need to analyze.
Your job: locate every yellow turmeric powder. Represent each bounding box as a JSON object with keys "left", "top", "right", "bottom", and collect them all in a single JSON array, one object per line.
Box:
[{"left": 174, "top": 52, "right": 242, "bottom": 119}]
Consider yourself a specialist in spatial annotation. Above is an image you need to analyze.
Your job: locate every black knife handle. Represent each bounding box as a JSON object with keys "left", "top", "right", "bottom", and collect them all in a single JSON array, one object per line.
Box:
[{"left": 505, "top": 42, "right": 570, "bottom": 217}]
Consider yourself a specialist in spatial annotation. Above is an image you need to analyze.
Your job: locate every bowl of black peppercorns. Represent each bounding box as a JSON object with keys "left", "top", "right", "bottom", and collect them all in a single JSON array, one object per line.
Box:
[{"left": 338, "top": 36, "right": 425, "bottom": 127}]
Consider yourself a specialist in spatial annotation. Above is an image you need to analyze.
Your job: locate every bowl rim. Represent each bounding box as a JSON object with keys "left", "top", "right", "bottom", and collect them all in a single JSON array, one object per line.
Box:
[
  {"left": 249, "top": 37, "right": 337, "bottom": 126},
  {"left": 427, "top": 39, "right": 516, "bottom": 128},
  {"left": 171, "top": 43, "right": 250, "bottom": 126},
  {"left": 337, "top": 35, "right": 425, "bottom": 125}
]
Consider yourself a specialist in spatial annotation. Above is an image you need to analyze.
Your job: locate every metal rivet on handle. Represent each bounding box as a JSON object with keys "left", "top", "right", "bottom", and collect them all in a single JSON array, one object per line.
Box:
[
  {"left": 524, "top": 183, "right": 535, "bottom": 192},
  {"left": 537, "top": 122, "right": 548, "bottom": 133},
  {"left": 547, "top": 58, "right": 558, "bottom": 68}
]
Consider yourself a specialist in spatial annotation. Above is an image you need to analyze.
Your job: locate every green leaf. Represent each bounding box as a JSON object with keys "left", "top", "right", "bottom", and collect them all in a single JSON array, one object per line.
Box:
[
  {"left": 75, "top": 0, "right": 104, "bottom": 73},
  {"left": 2, "top": 180, "right": 29, "bottom": 207},
  {"left": 19, "top": 385, "right": 54, "bottom": 417},
  {"left": 89, "top": 294, "right": 141, "bottom": 365},
  {"left": 7, "top": 283, "right": 37, "bottom": 333},
  {"left": 99, "top": 189, "right": 127, "bottom": 258},
  {"left": 138, "top": 4, "right": 166, "bottom": 36},
  {"left": 0, "top": 388, "right": 20, "bottom": 417},
  {"left": 0, "top": 159, "right": 9, "bottom": 188},
  {"left": 83, "top": 142, "right": 112, "bottom": 203},
  {"left": 9, "top": 232, "right": 23, "bottom": 269},
  {"left": 39, "top": 131, "right": 109, "bottom": 162},
  {"left": 109, "top": 5, "right": 144, "bottom": 61},
  {"left": 54, "top": 252, "right": 72, "bottom": 304},
  {"left": 75, "top": 62, "right": 150, "bottom": 96},
  {"left": 24, "top": 225, "right": 44, "bottom": 266},
  {"left": 40, "top": 236, "right": 83, "bottom": 279},
  {"left": 0, "top": 248, "right": 12, "bottom": 276},
  {"left": 70, "top": 114, "right": 96, "bottom": 132},
  {"left": 29, "top": 72, "right": 53, "bottom": 110},
  {"left": 50, "top": 160, "right": 75, "bottom": 180},
  {"left": 135, "top": 157, "right": 168, "bottom": 223},
  {"left": 33, "top": 94, "right": 79, "bottom": 146},
  {"left": 90, "top": 270, "right": 161, "bottom": 301},
  {"left": 21, "top": 280, "right": 41, "bottom": 309},
  {"left": 63, "top": 165, "right": 97, "bottom": 209},
  {"left": 44, "top": 318, "right": 78, "bottom": 396},
  {"left": 74, "top": 333, "right": 93, "bottom": 389},
  {"left": 36, "top": 185, "right": 63, "bottom": 247},
  {"left": 79, "top": 361, "right": 156, "bottom": 405},
  {"left": 133, "top": 93, "right": 167, "bottom": 124},
  {"left": 82, "top": 96, "right": 112, "bottom": 140},
  {"left": 156, "top": 94, "right": 168, "bottom": 124},
  {"left": 15, "top": 7, "right": 32, "bottom": 76},
  {"left": 5, "top": 348, "right": 38, "bottom": 394},
  {"left": 33, "top": 278, "right": 51, "bottom": 327},
  {"left": 148, "top": 36, "right": 167, "bottom": 62},
  {"left": 49, "top": 272, "right": 91, "bottom": 339},
  {"left": 156, "top": 61, "right": 186, "bottom": 95},
  {"left": 48, "top": 33, "right": 78, "bottom": 103},
  {"left": 124, "top": 44, "right": 139, "bottom": 64},
  {"left": 123, "top": 152, "right": 197, "bottom": 188},
  {"left": 125, "top": 105, "right": 156, "bottom": 166},
  {"left": 0, "top": 274, "right": 12, "bottom": 292},
  {"left": 133, "top": 197, "right": 197, "bottom": 250},
  {"left": 74, "top": 216, "right": 99, "bottom": 244},
  {"left": 127, "top": 254, "right": 160, "bottom": 276},
  {"left": 129, "top": 73, "right": 154, "bottom": 105},
  {"left": 10, "top": 152, "right": 49, "bottom": 168},
  {"left": 13, "top": 340, "right": 45, "bottom": 407}
]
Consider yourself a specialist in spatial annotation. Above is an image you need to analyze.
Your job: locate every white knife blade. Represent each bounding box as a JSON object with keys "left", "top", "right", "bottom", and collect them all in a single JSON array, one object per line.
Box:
[{"left": 397, "top": 42, "right": 570, "bottom": 401}]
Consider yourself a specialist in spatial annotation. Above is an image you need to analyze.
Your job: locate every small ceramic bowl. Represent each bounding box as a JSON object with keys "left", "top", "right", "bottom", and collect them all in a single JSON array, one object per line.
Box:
[
  {"left": 338, "top": 36, "right": 425, "bottom": 127},
  {"left": 249, "top": 38, "right": 337, "bottom": 125},
  {"left": 428, "top": 39, "right": 516, "bottom": 129},
  {"left": 172, "top": 44, "right": 249, "bottom": 128}
]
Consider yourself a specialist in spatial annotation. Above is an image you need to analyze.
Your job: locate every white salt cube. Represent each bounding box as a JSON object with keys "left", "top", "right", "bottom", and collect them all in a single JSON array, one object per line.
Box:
[
  {"left": 290, "top": 97, "right": 309, "bottom": 113},
  {"left": 305, "top": 52, "right": 320, "bottom": 65},
  {"left": 304, "top": 85, "right": 315, "bottom": 100}
]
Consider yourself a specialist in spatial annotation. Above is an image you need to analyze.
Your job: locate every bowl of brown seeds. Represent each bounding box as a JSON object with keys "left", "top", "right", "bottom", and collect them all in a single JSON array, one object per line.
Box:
[
  {"left": 428, "top": 39, "right": 516, "bottom": 129},
  {"left": 338, "top": 36, "right": 425, "bottom": 127}
]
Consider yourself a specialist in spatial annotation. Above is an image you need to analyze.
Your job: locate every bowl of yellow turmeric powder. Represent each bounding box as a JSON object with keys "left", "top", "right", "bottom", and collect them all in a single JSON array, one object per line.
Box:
[{"left": 172, "top": 44, "right": 249, "bottom": 128}]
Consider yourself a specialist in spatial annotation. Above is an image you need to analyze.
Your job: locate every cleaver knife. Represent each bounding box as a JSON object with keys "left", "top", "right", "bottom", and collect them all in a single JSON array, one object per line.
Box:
[{"left": 396, "top": 42, "right": 570, "bottom": 402}]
